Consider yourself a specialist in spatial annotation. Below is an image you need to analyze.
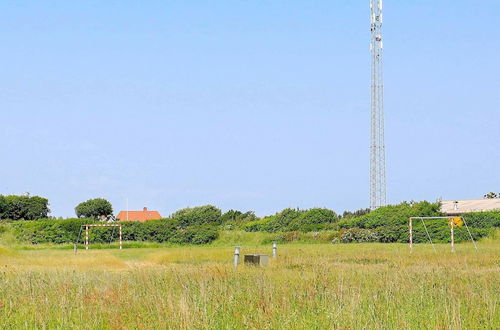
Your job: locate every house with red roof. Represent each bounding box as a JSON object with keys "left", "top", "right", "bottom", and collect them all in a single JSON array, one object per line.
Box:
[{"left": 116, "top": 207, "right": 162, "bottom": 222}]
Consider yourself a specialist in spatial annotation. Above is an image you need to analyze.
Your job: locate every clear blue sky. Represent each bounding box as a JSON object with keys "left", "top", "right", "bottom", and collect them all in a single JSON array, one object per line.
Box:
[{"left": 1, "top": 1, "right": 499, "bottom": 218}]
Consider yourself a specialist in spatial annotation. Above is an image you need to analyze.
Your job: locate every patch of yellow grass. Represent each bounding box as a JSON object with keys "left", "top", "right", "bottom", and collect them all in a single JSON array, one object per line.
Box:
[
  {"left": 0, "top": 245, "right": 16, "bottom": 257},
  {"left": 0, "top": 249, "right": 127, "bottom": 271}
]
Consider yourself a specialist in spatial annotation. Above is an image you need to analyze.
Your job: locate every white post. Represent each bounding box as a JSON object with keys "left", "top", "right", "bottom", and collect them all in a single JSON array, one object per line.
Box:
[
  {"left": 272, "top": 241, "right": 277, "bottom": 258},
  {"left": 119, "top": 225, "right": 122, "bottom": 250},
  {"left": 450, "top": 219, "right": 455, "bottom": 253},
  {"left": 85, "top": 225, "right": 89, "bottom": 250},
  {"left": 234, "top": 246, "right": 240, "bottom": 267},
  {"left": 409, "top": 218, "right": 413, "bottom": 252}
]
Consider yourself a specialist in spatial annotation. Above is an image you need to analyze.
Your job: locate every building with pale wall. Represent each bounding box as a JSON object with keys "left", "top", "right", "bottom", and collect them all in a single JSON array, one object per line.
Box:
[{"left": 440, "top": 199, "right": 500, "bottom": 215}]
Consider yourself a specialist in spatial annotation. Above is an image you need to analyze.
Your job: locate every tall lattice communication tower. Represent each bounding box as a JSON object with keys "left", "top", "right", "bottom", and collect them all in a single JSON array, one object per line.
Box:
[{"left": 370, "top": 0, "right": 386, "bottom": 209}]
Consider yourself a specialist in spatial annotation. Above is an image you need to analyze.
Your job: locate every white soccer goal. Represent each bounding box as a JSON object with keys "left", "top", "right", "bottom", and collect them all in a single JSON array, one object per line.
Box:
[
  {"left": 83, "top": 224, "right": 122, "bottom": 250},
  {"left": 408, "top": 216, "right": 478, "bottom": 252}
]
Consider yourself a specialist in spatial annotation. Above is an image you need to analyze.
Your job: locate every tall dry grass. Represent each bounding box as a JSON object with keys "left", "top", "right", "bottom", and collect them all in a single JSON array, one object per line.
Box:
[{"left": 0, "top": 243, "right": 498, "bottom": 329}]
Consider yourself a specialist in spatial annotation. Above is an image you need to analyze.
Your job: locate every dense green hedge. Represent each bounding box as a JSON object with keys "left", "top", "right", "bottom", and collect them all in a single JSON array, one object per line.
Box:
[
  {"left": 3, "top": 201, "right": 499, "bottom": 246},
  {"left": 244, "top": 208, "right": 340, "bottom": 233},
  {"left": 337, "top": 201, "right": 442, "bottom": 229},
  {"left": 462, "top": 211, "right": 500, "bottom": 228},
  {"left": 10, "top": 218, "right": 94, "bottom": 244},
  {"left": 335, "top": 201, "right": 498, "bottom": 243},
  {"left": 8, "top": 218, "right": 219, "bottom": 245}
]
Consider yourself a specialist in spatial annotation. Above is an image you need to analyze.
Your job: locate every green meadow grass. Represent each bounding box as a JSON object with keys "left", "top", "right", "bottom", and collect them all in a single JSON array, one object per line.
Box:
[{"left": 0, "top": 242, "right": 498, "bottom": 329}]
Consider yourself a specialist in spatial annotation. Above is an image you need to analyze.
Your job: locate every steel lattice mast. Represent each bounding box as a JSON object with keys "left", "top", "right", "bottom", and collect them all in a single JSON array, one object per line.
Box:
[{"left": 370, "top": 0, "right": 386, "bottom": 209}]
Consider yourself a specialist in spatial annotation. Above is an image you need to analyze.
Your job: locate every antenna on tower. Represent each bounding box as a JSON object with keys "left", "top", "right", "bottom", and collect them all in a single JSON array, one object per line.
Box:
[{"left": 370, "top": 0, "right": 386, "bottom": 210}]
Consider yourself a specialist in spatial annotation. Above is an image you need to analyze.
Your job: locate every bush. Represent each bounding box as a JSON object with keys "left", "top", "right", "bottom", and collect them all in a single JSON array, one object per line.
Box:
[
  {"left": 288, "top": 208, "right": 340, "bottom": 231},
  {"left": 462, "top": 212, "right": 500, "bottom": 228},
  {"left": 341, "top": 228, "right": 379, "bottom": 243},
  {"left": 244, "top": 208, "right": 339, "bottom": 233},
  {"left": 11, "top": 218, "right": 95, "bottom": 244},
  {"left": 188, "top": 225, "right": 219, "bottom": 244},
  {"left": 171, "top": 205, "right": 222, "bottom": 228},
  {"left": 373, "top": 225, "right": 407, "bottom": 243},
  {"left": 221, "top": 210, "right": 259, "bottom": 230},
  {"left": 221, "top": 210, "right": 258, "bottom": 223},
  {"left": 244, "top": 218, "right": 272, "bottom": 232},
  {"left": 9, "top": 218, "right": 219, "bottom": 245},
  {"left": 342, "top": 208, "right": 371, "bottom": 219},
  {"left": 338, "top": 201, "right": 442, "bottom": 229}
]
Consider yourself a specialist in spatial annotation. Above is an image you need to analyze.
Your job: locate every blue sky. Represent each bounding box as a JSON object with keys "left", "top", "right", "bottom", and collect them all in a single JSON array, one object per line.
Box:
[{"left": 1, "top": 1, "right": 499, "bottom": 217}]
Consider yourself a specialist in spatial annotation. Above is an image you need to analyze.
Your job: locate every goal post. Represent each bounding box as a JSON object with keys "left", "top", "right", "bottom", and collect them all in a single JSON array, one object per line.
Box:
[
  {"left": 408, "top": 216, "right": 477, "bottom": 252},
  {"left": 83, "top": 224, "right": 122, "bottom": 250}
]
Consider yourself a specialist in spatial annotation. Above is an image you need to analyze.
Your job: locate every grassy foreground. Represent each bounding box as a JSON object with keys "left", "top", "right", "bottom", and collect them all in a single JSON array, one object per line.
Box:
[{"left": 0, "top": 242, "right": 498, "bottom": 329}]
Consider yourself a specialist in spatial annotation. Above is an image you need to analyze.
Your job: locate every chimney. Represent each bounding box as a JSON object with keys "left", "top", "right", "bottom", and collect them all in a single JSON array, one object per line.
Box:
[{"left": 143, "top": 207, "right": 148, "bottom": 212}]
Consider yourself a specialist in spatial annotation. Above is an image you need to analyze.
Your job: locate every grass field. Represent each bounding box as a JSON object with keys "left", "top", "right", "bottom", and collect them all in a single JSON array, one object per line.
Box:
[{"left": 0, "top": 242, "right": 498, "bottom": 329}]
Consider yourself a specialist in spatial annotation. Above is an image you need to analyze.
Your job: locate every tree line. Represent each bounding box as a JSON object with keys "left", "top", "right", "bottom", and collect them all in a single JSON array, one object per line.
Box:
[{"left": 1, "top": 194, "right": 499, "bottom": 245}]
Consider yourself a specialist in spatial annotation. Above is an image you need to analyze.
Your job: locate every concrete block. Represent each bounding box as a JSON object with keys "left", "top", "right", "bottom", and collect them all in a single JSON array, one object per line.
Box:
[{"left": 244, "top": 254, "right": 269, "bottom": 267}]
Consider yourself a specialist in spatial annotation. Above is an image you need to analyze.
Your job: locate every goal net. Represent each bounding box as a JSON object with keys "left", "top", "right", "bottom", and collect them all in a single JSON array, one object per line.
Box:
[
  {"left": 408, "top": 216, "right": 477, "bottom": 252},
  {"left": 81, "top": 224, "right": 123, "bottom": 250}
]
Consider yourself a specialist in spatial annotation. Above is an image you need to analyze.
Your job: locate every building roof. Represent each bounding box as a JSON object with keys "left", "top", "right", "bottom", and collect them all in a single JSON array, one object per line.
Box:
[
  {"left": 441, "top": 199, "right": 500, "bottom": 215},
  {"left": 116, "top": 207, "right": 162, "bottom": 222}
]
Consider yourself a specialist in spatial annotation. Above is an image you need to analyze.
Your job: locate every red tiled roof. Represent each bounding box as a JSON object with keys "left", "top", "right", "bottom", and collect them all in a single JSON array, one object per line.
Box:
[{"left": 116, "top": 207, "right": 162, "bottom": 222}]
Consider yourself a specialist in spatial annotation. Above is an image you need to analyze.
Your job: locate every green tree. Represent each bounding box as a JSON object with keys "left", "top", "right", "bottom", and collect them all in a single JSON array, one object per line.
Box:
[
  {"left": 75, "top": 198, "right": 113, "bottom": 219},
  {"left": 0, "top": 194, "right": 50, "bottom": 220},
  {"left": 171, "top": 205, "right": 222, "bottom": 228}
]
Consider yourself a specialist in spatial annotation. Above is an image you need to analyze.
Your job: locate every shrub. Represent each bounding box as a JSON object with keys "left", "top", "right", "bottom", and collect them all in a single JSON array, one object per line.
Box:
[
  {"left": 342, "top": 208, "right": 371, "bottom": 219},
  {"left": 171, "top": 205, "right": 222, "bottom": 228},
  {"left": 221, "top": 210, "right": 259, "bottom": 230},
  {"left": 263, "top": 209, "right": 302, "bottom": 232},
  {"left": 188, "top": 225, "right": 219, "bottom": 244},
  {"left": 221, "top": 210, "right": 258, "bottom": 223},
  {"left": 341, "top": 228, "right": 379, "bottom": 243},
  {"left": 374, "top": 225, "right": 406, "bottom": 243},
  {"left": 288, "top": 208, "right": 340, "bottom": 231},
  {"left": 244, "top": 218, "right": 272, "bottom": 232},
  {"left": 0, "top": 196, "right": 6, "bottom": 218},
  {"left": 11, "top": 218, "right": 95, "bottom": 244},
  {"left": 338, "top": 201, "right": 442, "bottom": 229},
  {"left": 9, "top": 218, "right": 219, "bottom": 245},
  {"left": 244, "top": 208, "right": 340, "bottom": 233},
  {"left": 462, "top": 212, "right": 500, "bottom": 228}
]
